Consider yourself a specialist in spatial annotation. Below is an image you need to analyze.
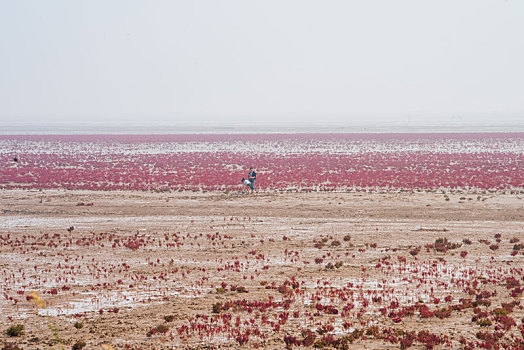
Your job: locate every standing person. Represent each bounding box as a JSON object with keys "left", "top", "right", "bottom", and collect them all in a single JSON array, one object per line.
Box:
[{"left": 248, "top": 167, "right": 256, "bottom": 192}]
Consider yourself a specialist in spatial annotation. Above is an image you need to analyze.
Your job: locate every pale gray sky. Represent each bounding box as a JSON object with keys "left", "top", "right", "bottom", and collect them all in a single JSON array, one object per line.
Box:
[{"left": 0, "top": 0, "right": 523, "bottom": 127}]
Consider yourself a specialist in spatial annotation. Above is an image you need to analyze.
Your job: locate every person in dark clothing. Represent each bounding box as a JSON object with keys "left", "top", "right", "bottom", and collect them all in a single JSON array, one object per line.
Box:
[{"left": 248, "top": 167, "right": 256, "bottom": 192}]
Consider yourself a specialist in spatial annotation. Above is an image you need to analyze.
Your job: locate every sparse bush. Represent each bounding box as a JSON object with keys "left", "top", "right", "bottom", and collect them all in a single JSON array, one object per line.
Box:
[
  {"left": 74, "top": 322, "right": 83, "bottom": 329},
  {"left": 492, "top": 308, "right": 510, "bottom": 317},
  {"left": 212, "top": 302, "right": 223, "bottom": 313},
  {"left": 409, "top": 247, "right": 420, "bottom": 256},
  {"left": 235, "top": 286, "right": 248, "bottom": 293},
  {"left": 431, "top": 237, "right": 460, "bottom": 252},
  {"left": 330, "top": 240, "right": 341, "bottom": 247},
  {"left": 146, "top": 324, "right": 169, "bottom": 337},
  {"left": 6, "top": 325, "right": 24, "bottom": 337},
  {"left": 164, "top": 315, "right": 175, "bottom": 322},
  {"left": 277, "top": 285, "right": 290, "bottom": 294},
  {"left": 72, "top": 340, "right": 86, "bottom": 350},
  {"left": 2, "top": 344, "right": 22, "bottom": 350}
]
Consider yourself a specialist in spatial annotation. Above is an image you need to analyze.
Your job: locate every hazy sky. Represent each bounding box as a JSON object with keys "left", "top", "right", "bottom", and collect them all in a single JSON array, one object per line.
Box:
[{"left": 1, "top": 0, "right": 523, "bottom": 126}]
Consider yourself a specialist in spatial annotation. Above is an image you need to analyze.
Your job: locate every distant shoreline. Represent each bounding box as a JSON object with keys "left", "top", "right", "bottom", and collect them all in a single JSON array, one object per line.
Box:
[
  {"left": 0, "top": 122, "right": 523, "bottom": 135},
  {"left": 1, "top": 132, "right": 523, "bottom": 143}
]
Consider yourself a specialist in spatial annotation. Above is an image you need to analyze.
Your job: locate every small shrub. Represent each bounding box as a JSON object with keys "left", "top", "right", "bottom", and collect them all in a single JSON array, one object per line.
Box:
[
  {"left": 6, "top": 325, "right": 24, "bottom": 337},
  {"left": 434, "top": 308, "right": 452, "bottom": 319},
  {"left": 433, "top": 237, "right": 460, "bottom": 252},
  {"left": 343, "top": 235, "right": 351, "bottom": 242},
  {"left": 212, "top": 302, "right": 223, "bottom": 313},
  {"left": 409, "top": 247, "right": 420, "bottom": 256},
  {"left": 365, "top": 325, "right": 379, "bottom": 336},
  {"left": 155, "top": 325, "right": 169, "bottom": 333},
  {"left": 146, "top": 324, "right": 169, "bottom": 337},
  {"left": 301, "top": 329, "right": 317, "bottom": 346},
  {"left": 330, "top": 240, "right": 341, "bottom": 247},
  {"left": 74, "top": 322, "right": 83, "bottom": 329},
  {"left": 325, "top": 262, "right": 335, "bottom": 270},
  {"left": 235, "top": 286, "right": 248, "bottom": 293},
  {"left": 277, "top": 285, "right": 290, "bottom": 294},
  {"left": 2, "top": 344, "right": 22, "bottom": 350},
  {"left": 492, "top": 308, "right": 510, "bottom": 317},
  {"left": 283, "top": 335, "right": 301, "bottom": 347},
  {"left": 72, "top": 340, "right": 87, "bottom": 350},
  {"left": 164, "top": 315, "right": 175, "bottom": 322},
  {"left": 476, "top": 319, "right": 492, "bottom": 327}
]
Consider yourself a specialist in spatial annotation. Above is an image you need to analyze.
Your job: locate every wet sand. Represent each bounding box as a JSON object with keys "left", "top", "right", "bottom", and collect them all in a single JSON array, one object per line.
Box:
[{"left": 0, "top": 190, "right": 523, "bottom": 349}]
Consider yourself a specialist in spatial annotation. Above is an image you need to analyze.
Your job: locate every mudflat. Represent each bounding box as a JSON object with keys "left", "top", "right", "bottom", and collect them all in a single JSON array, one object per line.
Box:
[{"left": 1, "top": 190, "right": 523, "bottom": 349}]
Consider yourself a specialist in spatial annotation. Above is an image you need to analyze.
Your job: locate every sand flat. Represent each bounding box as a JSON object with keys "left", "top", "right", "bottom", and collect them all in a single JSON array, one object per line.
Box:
[{"left": 0, "top": 190, "right": 523, "bottom": 349}]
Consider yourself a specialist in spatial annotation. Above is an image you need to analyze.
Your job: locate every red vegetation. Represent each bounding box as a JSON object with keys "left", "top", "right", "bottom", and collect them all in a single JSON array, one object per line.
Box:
[{"left": 1, "top": 133, "right": 522, "bottom": 191}]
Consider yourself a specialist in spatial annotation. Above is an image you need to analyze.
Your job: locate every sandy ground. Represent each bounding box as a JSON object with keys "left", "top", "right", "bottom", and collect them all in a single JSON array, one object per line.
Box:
[{"left": 0, "top": 190, "right": 523, "bottom": 349}]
